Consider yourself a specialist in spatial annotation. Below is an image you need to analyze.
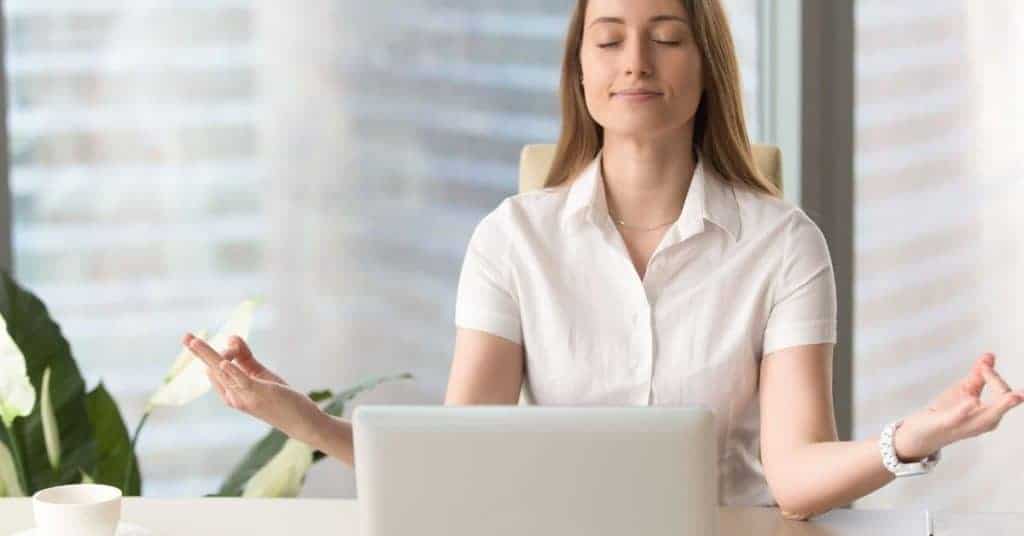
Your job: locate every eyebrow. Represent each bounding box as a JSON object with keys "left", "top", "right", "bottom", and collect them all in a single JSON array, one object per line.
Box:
[{"left": 587, "top": 15, "right": 689, "bottom": 29}]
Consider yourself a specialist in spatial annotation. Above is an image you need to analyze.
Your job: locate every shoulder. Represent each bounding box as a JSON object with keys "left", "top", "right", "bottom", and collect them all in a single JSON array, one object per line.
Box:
[
  {"left": 474, "top": 186, "right": 571, "bottom": 240},
  {"left": 466, "top": 185, "right": 571, "bottom": 265},
  {"left": 731, "top": 185, "right": 831, "bottom": 264}
]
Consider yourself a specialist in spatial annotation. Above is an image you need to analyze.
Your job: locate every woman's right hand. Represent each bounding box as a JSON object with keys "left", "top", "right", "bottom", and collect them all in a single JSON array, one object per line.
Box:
[{"left": 183, "top": 333, "right": 326, "bottom": 440}]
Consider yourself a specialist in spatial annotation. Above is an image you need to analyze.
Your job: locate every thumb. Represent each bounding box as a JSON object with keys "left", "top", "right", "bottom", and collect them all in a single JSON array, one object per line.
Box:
[
  {"left": 228, "top": 336, "right": 287, "bottom": 385},
  {"left": 228, "top": 336, "right": 266, "bottom": 375}
]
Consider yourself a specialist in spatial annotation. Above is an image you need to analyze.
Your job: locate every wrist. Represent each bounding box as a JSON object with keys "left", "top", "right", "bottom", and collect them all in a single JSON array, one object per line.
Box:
[
  {"left": 892, "top": 414, "right": 938, "bottom": 462},
  {"left": 299, "top": 403, "right": 333, "bottom": 449}
]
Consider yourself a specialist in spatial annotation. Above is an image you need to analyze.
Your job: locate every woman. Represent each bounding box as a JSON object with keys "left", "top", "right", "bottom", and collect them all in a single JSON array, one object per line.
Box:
[{"left": 184, "top": 0, "right": 1023, "bottom": 520}]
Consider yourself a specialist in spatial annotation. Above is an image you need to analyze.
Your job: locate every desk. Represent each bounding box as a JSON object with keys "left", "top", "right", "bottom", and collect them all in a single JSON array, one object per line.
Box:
[{"left": 1, "top": 498, "right": 1021, "bottom": 535}]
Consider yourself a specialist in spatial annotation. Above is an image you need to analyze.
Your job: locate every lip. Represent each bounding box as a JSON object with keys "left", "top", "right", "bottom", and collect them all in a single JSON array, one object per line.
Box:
[{"left": 613, "top": 91, "right": 662, "bottom": 101}]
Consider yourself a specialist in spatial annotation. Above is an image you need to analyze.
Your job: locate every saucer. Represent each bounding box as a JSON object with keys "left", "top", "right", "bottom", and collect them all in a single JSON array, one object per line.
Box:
[{"left": 12, "top": 521, "right": 151, "bottom": 535}]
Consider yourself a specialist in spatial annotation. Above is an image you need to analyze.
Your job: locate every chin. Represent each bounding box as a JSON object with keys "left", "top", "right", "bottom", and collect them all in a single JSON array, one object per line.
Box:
[{"left": 602, "top": 122, "right": 685, "bottom": 140}]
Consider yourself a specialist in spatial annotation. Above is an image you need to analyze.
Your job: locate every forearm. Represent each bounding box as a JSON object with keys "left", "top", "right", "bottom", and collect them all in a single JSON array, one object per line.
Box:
[
  {"left": 293, "top": 410, "right": 356, "bottom": 468},
  {"left": 768, "top": 438, "right": 895, "bottom": 520}
]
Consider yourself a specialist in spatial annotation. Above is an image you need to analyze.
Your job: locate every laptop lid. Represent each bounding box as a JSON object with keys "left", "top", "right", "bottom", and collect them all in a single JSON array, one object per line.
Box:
[{"left": 353, "top": 405, "right": 718, "bottom": 536}]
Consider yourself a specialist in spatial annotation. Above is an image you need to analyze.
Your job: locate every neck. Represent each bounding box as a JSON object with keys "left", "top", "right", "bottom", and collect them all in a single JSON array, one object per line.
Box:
[{"left": 600, "top": 131, "right": 697, "bottom": 229}]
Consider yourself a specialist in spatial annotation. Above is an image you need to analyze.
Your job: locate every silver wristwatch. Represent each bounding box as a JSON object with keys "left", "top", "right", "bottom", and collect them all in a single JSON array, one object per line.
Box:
[{"left": 879, "top": 419, "right": 941, "bottom": 477}]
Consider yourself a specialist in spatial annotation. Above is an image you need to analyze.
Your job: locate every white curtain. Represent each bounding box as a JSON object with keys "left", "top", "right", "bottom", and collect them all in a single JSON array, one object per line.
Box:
[{"left": 853, "top": 0, "right": 1024, "bottom": 512}]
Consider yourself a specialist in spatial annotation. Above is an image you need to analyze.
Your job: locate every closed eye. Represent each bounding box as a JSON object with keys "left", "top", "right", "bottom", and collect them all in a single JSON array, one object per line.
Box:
[{"left": 597, "top": 40, "right": 681, "bottom": 48}]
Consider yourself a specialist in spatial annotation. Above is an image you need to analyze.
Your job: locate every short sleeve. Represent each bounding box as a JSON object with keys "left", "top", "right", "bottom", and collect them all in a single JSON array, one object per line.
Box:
[
  {"left": 454, "top": 207, "right": 523, "bottom": 345},
  {"left": 763, "top": 210, "right": 838, "bottom": 356}
]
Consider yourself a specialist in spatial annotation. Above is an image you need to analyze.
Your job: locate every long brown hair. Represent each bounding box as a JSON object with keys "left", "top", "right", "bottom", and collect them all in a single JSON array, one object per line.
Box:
[{"left": 544, "top": 0, "right": 779, "bottom": 197}]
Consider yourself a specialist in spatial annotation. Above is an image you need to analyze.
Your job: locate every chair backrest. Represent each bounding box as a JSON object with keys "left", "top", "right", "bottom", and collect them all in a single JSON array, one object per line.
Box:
[
  {"left": 513, "top": 143, "right": 783, "bottom": 405},
  {"left": 517, "top": 143, "right": 783, "bottom": 194}
]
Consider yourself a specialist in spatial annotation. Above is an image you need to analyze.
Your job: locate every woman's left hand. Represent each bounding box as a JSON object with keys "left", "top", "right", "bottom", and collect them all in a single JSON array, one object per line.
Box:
[{"left": 894, "top": 353, "right": 1024, "bottom": 461}]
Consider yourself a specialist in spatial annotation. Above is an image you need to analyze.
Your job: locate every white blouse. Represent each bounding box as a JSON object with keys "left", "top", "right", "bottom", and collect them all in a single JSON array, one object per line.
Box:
[{"left": 454, "top": 150, "right": 837, "bottom": 506}]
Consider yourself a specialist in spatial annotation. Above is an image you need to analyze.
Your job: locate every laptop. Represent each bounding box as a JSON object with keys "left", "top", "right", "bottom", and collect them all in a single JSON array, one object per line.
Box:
[{"left": 352, "top": 405, "right": 718, "bottom": 536}]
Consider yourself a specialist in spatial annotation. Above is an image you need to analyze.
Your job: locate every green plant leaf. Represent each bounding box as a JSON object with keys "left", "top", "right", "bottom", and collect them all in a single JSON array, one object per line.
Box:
[
  {"left": 79, "top": 469, "right": 94, "bottom": 484},
  {"left": 212, "top": 427, "right": 290, "bottom": 497},
  {"left": 320, "top": 373, "right": 414, "bottom": 418},
  {"left": 0, "top": 271, "right": 96, "bottom": 493},
  {"left": 0, "top": 313, "right": 35, "bottom": 428},
  {"left": 241, "top": 439, "right": 313, "bottom": 498},
  {"left": 40, "top": 367, "right": 61, "bottom": 470},
  {"left": 307, "top": 390, "right": 333, "bottom": 403},
  {"left": 0, "top": 439, "right": 24, "bottom": 497},
  {"left": 85, "top": 383, "right": 141, "bottom": 496},
  {"left": 312, "top": 373, "right": 413, "bottom": 462},
  {"left": 214, "top": 372, "right": 413, "bottom": 496}
]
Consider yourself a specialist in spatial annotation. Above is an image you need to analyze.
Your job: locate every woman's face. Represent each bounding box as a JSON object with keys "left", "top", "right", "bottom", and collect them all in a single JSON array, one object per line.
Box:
[{"left": 579, "top": 0, "right": 704, "bottom": 141}]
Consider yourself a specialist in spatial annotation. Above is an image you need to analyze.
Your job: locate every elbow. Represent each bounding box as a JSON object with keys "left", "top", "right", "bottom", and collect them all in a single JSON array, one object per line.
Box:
[
  {"left": 764, "top": 460, "right": 831, "bottom": 521},
  {"left": 778, "top": 506, "right": 814, "bottom": 522},
  {"left": 765, "top": 455, "right": 835, "bottom": 522},
  {"left": 768, "top": 480, "right": 831, "bottom": 521},
  {"left": 775, "top": 496, "right": 832, "bottom": 522}
]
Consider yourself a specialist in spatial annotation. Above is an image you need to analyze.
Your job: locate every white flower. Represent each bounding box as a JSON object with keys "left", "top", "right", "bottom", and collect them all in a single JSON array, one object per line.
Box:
[
  {"left": 147, "top": 299, "right": 261, "bottom": 411},
  {"left": 0, "top": 314, "right": 35, "bottom": 429},
  {"left": 242, "top": 439, "right": 314, "bottom": 498},
  {"left": 0, "top": 440, "right": 24, "bottom": 497},
  {"left": 41, "top": 367, "right": 61, "bottom": 470}
]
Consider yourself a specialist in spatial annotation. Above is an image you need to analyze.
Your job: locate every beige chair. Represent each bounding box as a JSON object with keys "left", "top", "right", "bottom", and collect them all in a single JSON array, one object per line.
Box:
[
  {"left": 518, "top": 143, "right": 783, "bottom": 194},
  {"left": 514, "top": 143, "right": 783, "bottom": 405}
]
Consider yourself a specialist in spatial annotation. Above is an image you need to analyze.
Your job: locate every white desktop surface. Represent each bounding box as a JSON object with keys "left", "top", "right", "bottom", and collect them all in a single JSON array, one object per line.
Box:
[{"left": 1, "top": 498, "right": 1018, "bottom": 535}]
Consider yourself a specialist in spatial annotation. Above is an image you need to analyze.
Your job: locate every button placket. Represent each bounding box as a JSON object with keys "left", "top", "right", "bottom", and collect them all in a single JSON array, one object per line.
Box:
[{"left": 634, "top": 300, "right": 653, "bottom": 394}]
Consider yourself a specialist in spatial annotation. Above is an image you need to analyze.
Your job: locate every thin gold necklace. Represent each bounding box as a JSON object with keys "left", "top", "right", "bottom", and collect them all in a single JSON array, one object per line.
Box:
[{"left": 607, "top": 209, "right": 676, "bottom": 232}]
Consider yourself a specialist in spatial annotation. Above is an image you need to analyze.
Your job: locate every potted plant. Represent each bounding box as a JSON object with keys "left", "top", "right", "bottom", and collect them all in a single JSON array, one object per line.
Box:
[{"left": 0, "top": 272, "right": 411, "bottom": 498}]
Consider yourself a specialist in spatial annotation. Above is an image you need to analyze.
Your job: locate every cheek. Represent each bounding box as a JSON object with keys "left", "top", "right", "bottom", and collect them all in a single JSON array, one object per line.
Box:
[
  {"left": 582, "top": 78, "right": 614, "bottom": 124},
  {"left": 580, "top": 65, "right": 610, "bottom": 113},
  {"left": 677, "top": 52, "right": 704, "bottom": 93}
]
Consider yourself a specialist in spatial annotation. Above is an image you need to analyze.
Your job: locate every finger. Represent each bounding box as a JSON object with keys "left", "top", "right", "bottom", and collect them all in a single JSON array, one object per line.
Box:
[
  {"left": 230, "top": 337, "right": 287, "bottom": 384},
  {"left": 221, "top": 360, "right": 253, "bottom": 391},
  {"left": 963, "top": 353, "right": 995, "bottom": 396},
  {"left": 938, "top": 396, "right": 982, "bottom": 428},
  {"left": 980, "top": 364, "right": 1012, "bottom": 396},
  {"left": 187, "top": 336, "right": 226, "bottom": 368},
  {"left": 207, "top": 366, "right": 241, "bottom": 408},
  {"left": 964, "top": 392, "right": 1023, "bottom": 436},
  {"left": 221, "top": 343, "right": 238, "bottom": 362},
  {"left": 228, "top": 336, "right": 265, "bottom": 375},
  {"left": 207, "top": 368, "right": 230, "bottom": 402}
]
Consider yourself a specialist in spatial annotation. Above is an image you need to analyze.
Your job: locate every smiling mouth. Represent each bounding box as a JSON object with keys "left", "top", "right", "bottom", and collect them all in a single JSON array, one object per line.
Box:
[
  {"left": 612, "top": 91, "right": 663, "bottom": 96},
  {"left": 612, "top": 92, "right": 663, "bottom": 100}
]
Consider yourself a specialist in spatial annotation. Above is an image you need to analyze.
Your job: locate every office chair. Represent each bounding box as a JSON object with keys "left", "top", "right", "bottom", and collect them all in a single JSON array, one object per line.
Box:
[{"left": 518, "top": 143, "right": 783, "bottom": 194}]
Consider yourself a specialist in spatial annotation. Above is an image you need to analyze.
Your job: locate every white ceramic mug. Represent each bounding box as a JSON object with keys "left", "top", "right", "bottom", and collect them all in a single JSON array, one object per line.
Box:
[{"left": 32, "top": 483, "right": 123, "bottom": 536}]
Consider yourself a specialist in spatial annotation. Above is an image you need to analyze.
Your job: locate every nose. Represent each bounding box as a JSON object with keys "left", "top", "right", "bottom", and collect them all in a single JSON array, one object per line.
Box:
[{"left": 624, "top": 37, "right": 654, "bottom": 78}]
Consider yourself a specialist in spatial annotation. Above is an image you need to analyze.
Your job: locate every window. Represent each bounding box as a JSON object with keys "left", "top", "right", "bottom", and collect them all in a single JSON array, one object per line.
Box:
[
  {"left": 853, "top": 0, "right": 1024, "bottom": 511},
  {"left": 4, "top": 0, "right": 765, "bottom": 497}
]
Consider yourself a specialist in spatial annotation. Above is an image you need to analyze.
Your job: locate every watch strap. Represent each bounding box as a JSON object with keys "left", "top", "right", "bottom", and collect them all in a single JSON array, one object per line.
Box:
[{"left": 879, "top": 419, "right": 941, "bottom": 477}]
